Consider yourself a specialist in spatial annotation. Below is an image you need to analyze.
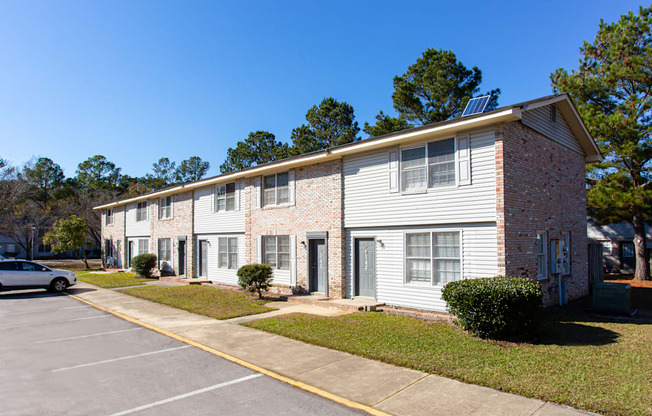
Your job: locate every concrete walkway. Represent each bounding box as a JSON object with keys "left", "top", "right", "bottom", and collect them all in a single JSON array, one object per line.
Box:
[{"left": 68, "top": 283, "right": 596, "bottom": 416}]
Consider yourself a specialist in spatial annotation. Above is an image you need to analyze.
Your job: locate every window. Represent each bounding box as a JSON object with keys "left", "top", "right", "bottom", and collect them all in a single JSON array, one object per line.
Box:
[
  {"left": 622, "top": 242, "right": 634, "bottom": 258},
  {"left": 401, "top": 138, "right": 457, "bottom": 192},
  {"left": 405, "top": 231, "right": 461, "bottom": 286},
  {"left": 106, "top": 208, "right": 114, "bottom": 225},
  {"left": 401, "top": 147, "right": 427, "bottom": 191},
  {"left": 158, "top": 238, "right": 172, "bottom": 262},
  {"left": 138, "top": 239, "right": 149, "bottom": 255},
  {"left": 216, "top": 182, "right": 236, "bottom": 211},
  {"left": 602, "top": 241, "right": 612, "bottom": 255},
  {"left": 263, "top": 236, "right": 290, "bottom": 270},
  {"left": 218, "top": 237, "right": 238, "bottom": 269},
  {"left": 536, "top": 232, "right": 548, "bottom": 280},
  {"left": 263, "top": 173, "right": 289, "bottom": 206},
  {"left": 159, "top": 196, "right": 173, "bottom": 219},
  {"left": 0, "top": 261, "right": 18, "bottom": 271},
  {"left": 428, "top": 139, "right": 456, "bottom": 187},
  {"left": 136, "top": 202, "right": 148, "bottom": 222}
]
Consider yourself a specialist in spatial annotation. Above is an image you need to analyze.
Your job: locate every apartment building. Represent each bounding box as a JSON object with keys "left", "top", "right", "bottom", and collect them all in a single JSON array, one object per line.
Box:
[{"left": 97, "top": 94, "right": 602, "bottom": 311}]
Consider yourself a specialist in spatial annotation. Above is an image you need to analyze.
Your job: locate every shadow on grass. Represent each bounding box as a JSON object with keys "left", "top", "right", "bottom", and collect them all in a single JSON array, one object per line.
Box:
[{"left": 533, "top": 321, "right": 621, "bottom": 346}]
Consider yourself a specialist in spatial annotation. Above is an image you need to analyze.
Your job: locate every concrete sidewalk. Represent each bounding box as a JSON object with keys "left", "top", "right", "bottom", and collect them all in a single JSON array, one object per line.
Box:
[{"left": 68, "top": 283, "right": 595, "bottom": 416}]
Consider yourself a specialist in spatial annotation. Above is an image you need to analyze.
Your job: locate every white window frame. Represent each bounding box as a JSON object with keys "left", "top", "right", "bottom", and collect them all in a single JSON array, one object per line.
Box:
[
  {"left": 138, "top": 239, "right": 149, "bottom": 255},
  {"left": 400, "top": 145, "right": 427, "bottom": 193},
  {"left": 262, "top": 235, "right": 290, "bottom": 270},
  {"left": 158, "top": 238, "right": 172, "bottom": 262},
  {"left": 218, "top": 237, "right": 238, "bottom": 269},
  {"left": 427, "top": 138, "right": 457, "bottom": 188},
  {"left": 536, "top": 231, "right": 548, "bottom": 280},
  {"left": 263, "top": 172, "right": 290, "bottom": 207},
  {"left": 105, "top": 209, "right": 114, "bottom": 226},
  {"left": 399, "top": 137, "right": 458, "bottom": 193},
  {"left": 601, "top": 240, "right": 612, "bottom": 255},
  {"left": 403, "top": 229, "right": 463, "bottom": 287},
  {"left": 136, "top": 202, "right": 148, "bottom": 222},
  {"left": 216, "top": 182, "right": 236, "bottom": 212},
  {"left": 159, "top": 196, "right": 173, "bottom": 219}
]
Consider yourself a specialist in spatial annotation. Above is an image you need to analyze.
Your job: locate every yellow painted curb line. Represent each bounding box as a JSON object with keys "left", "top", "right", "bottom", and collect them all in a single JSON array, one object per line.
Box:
[{"left": 69, "top": 294, "right": 392, "bottom": 416}]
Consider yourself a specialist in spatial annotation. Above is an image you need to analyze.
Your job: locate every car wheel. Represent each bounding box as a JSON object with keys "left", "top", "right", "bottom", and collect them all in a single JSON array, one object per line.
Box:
[{"left": 50, "top": 278, "right": 68, "bottom": 292}]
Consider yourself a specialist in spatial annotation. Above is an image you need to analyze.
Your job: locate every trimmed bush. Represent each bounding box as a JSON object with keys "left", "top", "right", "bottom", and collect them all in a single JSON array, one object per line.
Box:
[
  {"left": 238, "top": 264, "right": 273, "bottom": 299},
  {"left": 441, "top": 276, "right": 542, "bottom": 340},
  {"left": 131, "top": 253, "right": 158, "bottom": 278}
]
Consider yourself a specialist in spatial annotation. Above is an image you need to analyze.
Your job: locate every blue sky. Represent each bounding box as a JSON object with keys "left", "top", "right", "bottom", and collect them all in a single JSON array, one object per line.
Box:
[{"left": 0, "top": 0, "right": 644, "bottom": 178}]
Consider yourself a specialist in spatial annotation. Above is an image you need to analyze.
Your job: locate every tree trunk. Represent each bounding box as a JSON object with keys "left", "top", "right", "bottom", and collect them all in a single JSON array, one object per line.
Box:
[{"left": 632, "top": 214, "right": 650, "bottom": 281}]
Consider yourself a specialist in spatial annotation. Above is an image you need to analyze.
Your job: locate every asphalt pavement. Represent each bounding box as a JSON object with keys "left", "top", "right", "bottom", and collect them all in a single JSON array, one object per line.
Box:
[{"left": 0, "top": 289, "right": 366, "bottom": 416}]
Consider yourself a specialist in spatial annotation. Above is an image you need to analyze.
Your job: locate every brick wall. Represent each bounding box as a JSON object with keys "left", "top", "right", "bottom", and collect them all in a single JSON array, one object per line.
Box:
[
  {"left": 100, "top": 205, "right": 126, "bottom": 268},
  {"left": 496, "top": 121, "right": 589, "bottom": 306},
  {"left": 149, "top": 191, "right": 194, "bottom": 277},
  {"left": 244, "top": 160, "right": 345, "bottom": 298}
]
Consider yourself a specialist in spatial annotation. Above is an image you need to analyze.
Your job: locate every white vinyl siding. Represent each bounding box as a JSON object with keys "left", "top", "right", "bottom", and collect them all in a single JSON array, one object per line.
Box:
[
  {"left": 193, "top": 184, "right": 245, "bottom": 234},
  {"left": 195, "top": 234, "right": 245, "bottom": 285},
  {"left": 125, "top": 203, "right": 150, "bottom": 237},
  {"left": 343, "top": 129, "right": 496, "bottom": 228},
  {"left": 521, "top": 105, "right": 584, "bottom": 154},
  {"left": 159, "top": 196, "right": 173, "bottom": 219},
  {"left": 345, "top": 223, "right": 497, "bottom": 312}
]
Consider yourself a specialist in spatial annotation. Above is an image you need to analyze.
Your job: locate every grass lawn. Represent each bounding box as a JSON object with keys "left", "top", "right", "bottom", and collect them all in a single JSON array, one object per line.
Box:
[
  {"left": 245, "top": 299, "right": 652, "bottom": 416},
  {"left": 120, "top": 285, "right": 276, "bottom": 320},
  {"left": 77, "top": 272, "right": 157, "bottom": 288}
]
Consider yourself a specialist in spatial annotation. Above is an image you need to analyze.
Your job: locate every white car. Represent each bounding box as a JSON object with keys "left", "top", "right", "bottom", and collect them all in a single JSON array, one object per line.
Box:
[{"left": 0, "top": 260, "right": 77, "bottom": 292}]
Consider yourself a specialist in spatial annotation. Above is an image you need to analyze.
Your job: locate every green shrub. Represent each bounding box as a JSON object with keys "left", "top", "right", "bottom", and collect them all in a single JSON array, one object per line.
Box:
[
  {"left": 237, "top": 264, "right": 273, "bottom": 299},
  {"left": 131, "top": 253, "right": 158, "bottom": 278},
  {"left": 441, "top": 276, "right": 542, "bottom": 340}
]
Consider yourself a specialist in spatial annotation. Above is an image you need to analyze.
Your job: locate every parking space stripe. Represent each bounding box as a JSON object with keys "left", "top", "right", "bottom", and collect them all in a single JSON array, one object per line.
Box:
[
  {"left": 69, "top": 294, "right": 393, "bottom": 416},
  {"left": 34, "top": 327, "right": 144, "bottom": 344},
  {"left": 108, "top": 374, "right": 263, "bottom": 416},
  {"left": 0, "top": 314, "right": 111, "bottom": 329},
  {"left": 51, "top": 345, "right": 190, "bottom": 373},
  {"left": 4, "top": 305, "right": 91, "bottom": 316}
]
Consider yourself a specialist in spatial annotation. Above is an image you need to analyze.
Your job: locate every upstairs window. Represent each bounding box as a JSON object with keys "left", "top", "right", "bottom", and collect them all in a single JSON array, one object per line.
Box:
[
  {"left": 159, "top": 196, "right": 173, "bottom": 219},
  {"left": 428, "top": 139, "right": 456, "bottom": 187},
  {"left": 136, "top": 202, "right": 148, "bottom": 222},
  {"left": 105, "top": 208, "right": 114, "bottom": 225},
  {"left": 216, "top": 182, "right": 236, "bottom": 211},
  {"left": 263, "top": 173, "right": 289, "bottom": 206},
  {"left": 218, "top": 237, "right": 238, "bottom": 269},
  {"left": 401, "top": 138, "right": 457, "bottom": 192}
]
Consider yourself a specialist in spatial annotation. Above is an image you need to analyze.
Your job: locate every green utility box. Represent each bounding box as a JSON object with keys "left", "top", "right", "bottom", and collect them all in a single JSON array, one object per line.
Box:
[{"left": 592, "top": 282, "right": 635, "bottom": 315}]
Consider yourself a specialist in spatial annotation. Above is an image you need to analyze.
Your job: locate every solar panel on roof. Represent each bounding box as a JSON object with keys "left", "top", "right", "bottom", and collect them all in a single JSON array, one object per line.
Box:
[{"left": 461, "top": 95, "right": 491, "bottom": 117}]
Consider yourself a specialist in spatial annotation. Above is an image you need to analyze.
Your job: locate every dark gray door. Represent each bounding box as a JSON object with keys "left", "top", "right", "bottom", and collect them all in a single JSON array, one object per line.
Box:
[
  {"left": 199, "top": 240, "right": 208, "bottom": 277},
  {"left": 309, "top": 239, "right": 327, "bottom": 293},
  {"left": 356, "top": 238, "right": 376, "bottom": 297},
  {"left": 178, "top": 240, "right": 186, "bottom": 276}
]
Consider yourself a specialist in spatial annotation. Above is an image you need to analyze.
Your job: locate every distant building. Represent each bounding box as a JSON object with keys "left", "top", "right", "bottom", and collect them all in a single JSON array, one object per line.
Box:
[
  {"left": 587, "top": 221, "right": 652, "bottom": 273},
  {"left": 0, "top": 234, "right": 99, "bottom": 260}
]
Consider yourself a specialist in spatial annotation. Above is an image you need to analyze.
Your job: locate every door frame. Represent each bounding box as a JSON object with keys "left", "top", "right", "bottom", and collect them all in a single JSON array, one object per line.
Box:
[
  {"left": 197, "top": 238, "right": 209, "bottom": 279},
  {"left": 354, "top": 237, "right": 377, "bottom": 299},
  {"left": 178, "top": 236, "right": 186, "bottom": 276},
  {"left": 306, "top": 232, "right": 328, "bottom": 297}
]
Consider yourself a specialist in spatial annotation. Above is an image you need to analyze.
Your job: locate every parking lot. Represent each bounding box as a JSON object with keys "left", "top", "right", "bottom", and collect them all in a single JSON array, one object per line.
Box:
[{"left": 0, "top": 290, "right": 365, "bottom": 416}]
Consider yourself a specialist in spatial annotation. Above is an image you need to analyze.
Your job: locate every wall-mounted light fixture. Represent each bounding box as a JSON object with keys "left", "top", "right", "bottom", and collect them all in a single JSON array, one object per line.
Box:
[{"left": 300, "top": 241, "right": 307, "bottom": 248}]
